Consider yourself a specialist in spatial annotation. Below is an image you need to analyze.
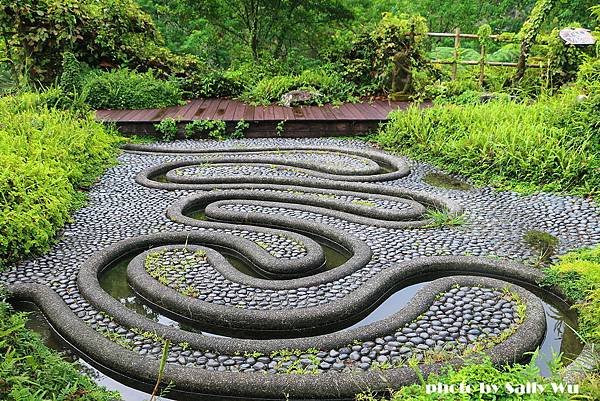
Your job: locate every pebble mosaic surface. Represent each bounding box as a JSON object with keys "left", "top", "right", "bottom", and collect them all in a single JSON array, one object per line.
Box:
[{"left": 3, "top": 138, "right": 599, "bottom": 384}]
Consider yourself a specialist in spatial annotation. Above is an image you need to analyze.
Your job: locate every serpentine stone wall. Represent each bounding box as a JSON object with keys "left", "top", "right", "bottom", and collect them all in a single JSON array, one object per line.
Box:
[{"left": 4, "top": 138, "right": 599, "bottom": 399}]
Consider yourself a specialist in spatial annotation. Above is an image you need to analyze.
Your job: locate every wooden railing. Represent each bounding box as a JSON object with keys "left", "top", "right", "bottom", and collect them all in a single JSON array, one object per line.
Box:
[{"left": 426, "top": 29, "right": 544, "bottom": 85}]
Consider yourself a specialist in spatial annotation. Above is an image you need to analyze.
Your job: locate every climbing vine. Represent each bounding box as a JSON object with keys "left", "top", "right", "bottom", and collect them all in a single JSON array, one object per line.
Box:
[{"left": 510, "top": 0, "right": 555, "bottom": 85}]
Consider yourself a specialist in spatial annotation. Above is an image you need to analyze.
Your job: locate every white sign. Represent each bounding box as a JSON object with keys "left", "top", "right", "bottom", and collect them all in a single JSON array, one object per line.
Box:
[{"left": 559, "top": 28, "right": 596, "bottom": 45}]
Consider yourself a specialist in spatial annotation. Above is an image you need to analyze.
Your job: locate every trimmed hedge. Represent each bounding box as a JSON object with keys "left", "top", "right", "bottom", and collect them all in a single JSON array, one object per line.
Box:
[{"left": 0, "top": 92, "right": 122, "bottom": 270}]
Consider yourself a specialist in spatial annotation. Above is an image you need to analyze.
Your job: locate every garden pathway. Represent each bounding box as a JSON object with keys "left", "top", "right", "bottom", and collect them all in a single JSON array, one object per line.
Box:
[{"left": 4, "top": 138, "right": 599, "bottom": 399}]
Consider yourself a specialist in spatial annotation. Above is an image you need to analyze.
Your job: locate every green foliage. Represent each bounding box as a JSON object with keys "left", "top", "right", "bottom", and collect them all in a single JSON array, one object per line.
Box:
[
  {"left": 275, "top": 120, "right": 286, "bottom": 136},
  {"left": 154, "top": 118, "right": 179, "bottom": 140},
  {"left": 329, "top": 13, "right": 432, "bottom": 95},
  {"left": 375, "top": 87, "right": 599, "bottom": 196},
  {"left": 356, "top": 353, "right": 572, "bottom": 401},
  {"left": 417, "top": 0, "right": 594, "bottom": 32},
  {"left": 59, "top": 52, "right": 86, "bottom": 95},
  {"left": 244, "top": 75, "right": 296, "bottom": 104},
  {"left": 231, "top": 119, "right": 249, "bottom": 139},
  {"left": 477, "top": 24, "right": 493, "bottom": 48},
  {"left": 0, "top": 92, "right": 122, "bottom": 270},
  {"left": 83, "top": 69, "right": 183, "bottom": 109},
  {"left": 541, "top": 246, "right": 600, "bottom": 344},
  {"left": 183, "top": 68, "right": 246, "bottom": 98},
  {"left": 0, "top": 0, "right": 161, "bottom": 83},
  {"left": 541, "top": 27, "right": 594, "bottom": 89},
  {"left": 241, "top": 68, "right": 357, "bottom": 105},
  {"left": 510, "top": 0, "right": 555, "bottom": 84},
  {"left": 577, "top": 58, "right": 600, "bottom": 86},
  {"left": 0, "top": 298, "right": 120, "bottom": 400},
  {"left": 149, "top": 0, "right": 353, "bottom": 61},
  {"left": 184, "top": 119, "right": 227, "bottom": 139},
  {"left": 488, "top": 44, "right": 521, "bottom": 63},
  {"left": 429, "top": 47, "right": 480, "bottom": 62}
]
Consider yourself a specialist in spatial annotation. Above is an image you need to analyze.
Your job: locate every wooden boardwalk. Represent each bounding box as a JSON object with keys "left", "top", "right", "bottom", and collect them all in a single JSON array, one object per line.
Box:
[{"left": 95, "top": 98, "right": 414, "bottom": 137}]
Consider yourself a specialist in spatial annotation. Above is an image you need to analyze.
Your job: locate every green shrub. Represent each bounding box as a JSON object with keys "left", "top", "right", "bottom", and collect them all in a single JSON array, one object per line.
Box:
[
  {"left": 59, "top": 52, "right": 86, "bottom": 95},
  {"left": 231, "top": 119, "right": 249, "bottom": 139},
  {"left": 541, "top": 246, "right": 600, "bottom": 344},
  {"left": 577, "top": 58, "right": 600, "bottom": 87},
  {"left": 183, "top": 68, "right": 246, "bottom": 98},
  {"left": 328, "top": 13, "right": 431, "bottom": 95},
  {"left": 244, "top": 75, "right": 297, "bottom": 104},
  {"left": 241, "top": 68, "right": 358, "bottom": 105},
  {"left": 0, "top": 0, "right": 160, "bottom": 83},
  {"left": 375, "top": 88, "right": 599, "bottom": 196},
  {"left": 428, "top": 47, "right": 480, "bottom": 62},
  {"left": 0, "top": 92, "right": 122, "bottom": 270},
  {"left": 184, "top": 119, "right": 227, "bottom": 140},
  {"left": 0, "top": 298, "right": 119, "bottom": 400},
  {"left": 83, "top": 69, "right": 184, "bottom": 109},
  {"left": 154, "top": 118, "right": 179, "bottom": 141}
]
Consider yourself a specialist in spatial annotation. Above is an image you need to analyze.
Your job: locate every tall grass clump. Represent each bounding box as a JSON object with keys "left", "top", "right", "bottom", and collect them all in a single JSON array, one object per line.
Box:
[
  {"left": 375, "top": 89, "right": 599, "bottom": 196},
  {"left": 0, "top": 92, "right": 122, "bottom": 270}
]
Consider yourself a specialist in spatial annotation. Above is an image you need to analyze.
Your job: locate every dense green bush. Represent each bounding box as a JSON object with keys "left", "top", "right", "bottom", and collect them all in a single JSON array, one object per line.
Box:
[
  {"left": 327, "top": 13, "right": 433, "bottom": 96},
  {"left": 0, "top": 0, "right": 158, "bottom": 83},
  {"left": 183, "top": 68, "right": 246, "bottom": 98},
  {"left": 0, "top": 298, "right": 119, "bottom": 400},
  {"left": 154, "top": 118, "right": 179, "bottom": 140},
  {"left": 241, "top": 68, "right": 358, "bottom": 105},
  {"left": 542, "top": 245, "right": 600, "bottom": 344},
  {"left": 375, "top": 88, "right": 599, "bottom": 195},
  {"left": 83, "top": 69, "right": 184, "bottom": 109},
  {"left": 0, "top": 93, "right": 122, "bottom": 270}
]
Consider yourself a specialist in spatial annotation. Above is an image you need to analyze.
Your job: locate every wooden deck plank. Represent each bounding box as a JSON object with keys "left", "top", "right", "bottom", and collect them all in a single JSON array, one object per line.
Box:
[
  {"left": 271, "top": 105, "right": 288, "bottom": 121},
  {"left": 254, "top": 106, "right": 266, "bottom": 120},
  {"left": 379, "top": 100, "right": 404, "bottom": 115},
  {"left": 232, "top": 100, "right": 247, "bottom": 121},
  {"left": 99, "top": 109, "right": 125, "bottom": 122},
  {"left": 243, "top": 104, "right": 256, "bottom": 121},
  {"left": 216, "top": 99, "right": 235, "bottom": 120},
  {"left": 369, "top": 101, "right": 393, "bottom": 118},
  {"left": 355, "top": 102, "right": 386, "bottom": 119},
  {"left": 307, "top": 105, "right": 326, "bottom": 120},
  {"left": 319, "top": 104, "right": 338, "bottom": 120},
  {"left": 96, "top": 98, "right": 412, "bottom": 124},
  {"left": 327, "top": 104, "right": 349, "bottom": 120},
  {"left": 354, "top": 102, "right": 376, "bottom": 119},
  {"left": 132, "top": 107, "right": 161, "bottom": 122},
  {"left": 333, "top": 103, "right": 360, "bottom": 120},
  {"left": 181, "top": 99, "right": 204, "bottom": 120},
  {"left": 149, "top": 108, "right": 170, "bottom": 121},
  {"left": 345, "top": 103, "right": 367, "bottom": 120},
  {"left": 291, "top": 106, "right": 305, "bottom": 120},
  {"left": 118, "top": 109, "right": 147, "bottom": 122},
  {"left": 284, "top": 106, "right": 297, "bottom": 120},
  {"left": 265, "top": 105, "right": 276, "bottom": 120},
  {"left": 199, "top": 99, "right": 221, "bottom": 119}
]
